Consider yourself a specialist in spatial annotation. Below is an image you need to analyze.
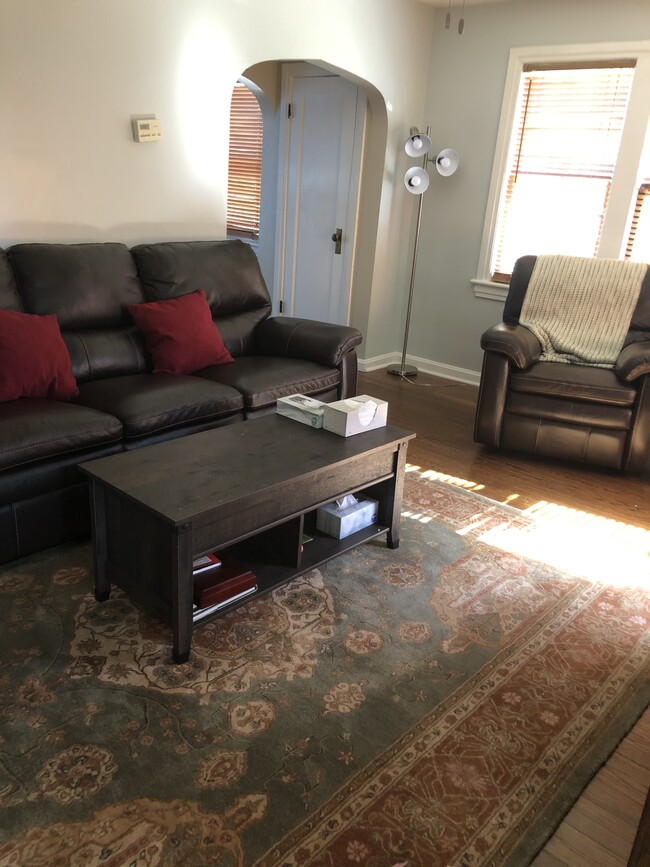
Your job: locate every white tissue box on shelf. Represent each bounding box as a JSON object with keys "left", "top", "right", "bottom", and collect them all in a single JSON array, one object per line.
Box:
[
  {"left": 316, "top": 495, "right": 379, "bottom": 540},
  {"left": 276, "top": 394, "right": 325, "bottom": 428},
  {"left": 322, "top": 394, "right": 388, "bottom": 437}
]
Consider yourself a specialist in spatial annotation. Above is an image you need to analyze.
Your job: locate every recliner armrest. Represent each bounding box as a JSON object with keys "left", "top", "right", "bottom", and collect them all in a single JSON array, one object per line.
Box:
[
  {"left": 480, "top": 323, "right": 541, "bottom": 369},
  {"left": 615, "top": 340, "right": 650, "bottom": 382},
  {"left": 254, "top": 316, "right": 363, "bottom": 367}
]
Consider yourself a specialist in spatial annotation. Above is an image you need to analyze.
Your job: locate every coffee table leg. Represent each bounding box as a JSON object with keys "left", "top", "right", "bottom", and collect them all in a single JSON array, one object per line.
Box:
[
  {"left": 172, "top": 523, "right": 194, "bottom": 664},
  {"left": 387, "top": 440, "right": 409, "bottom": 549},
  {"left": 89, "top": 481, "right": 111, "bottom": 602}
]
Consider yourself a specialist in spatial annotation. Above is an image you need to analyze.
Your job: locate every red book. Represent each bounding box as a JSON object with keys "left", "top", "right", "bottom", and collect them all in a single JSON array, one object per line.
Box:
[
  {"left": 193, "top": 561, "right": 256, "bottom": 609},
  {"left": 192, "top": 552, "right": 221, "bottom": 574}
]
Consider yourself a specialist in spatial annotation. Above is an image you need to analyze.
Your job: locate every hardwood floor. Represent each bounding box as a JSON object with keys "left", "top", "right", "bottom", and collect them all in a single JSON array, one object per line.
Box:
[{"left": 358, "top": 369, "right": 650, "bottom": 867}]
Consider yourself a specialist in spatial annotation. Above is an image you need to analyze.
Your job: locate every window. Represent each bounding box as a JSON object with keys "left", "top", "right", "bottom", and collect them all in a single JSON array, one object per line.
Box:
[
  {"left": 476, "top": 43, "right": 650, "bottom": 295},
  {"left": 626, "top": 179, "right": 650, "bottom": 261},
  {"left": 491, "top": 63, "right": 635, "bottom": 282},
  {"left": 227, "top": 82, "right": 263, "bottom": 240}
]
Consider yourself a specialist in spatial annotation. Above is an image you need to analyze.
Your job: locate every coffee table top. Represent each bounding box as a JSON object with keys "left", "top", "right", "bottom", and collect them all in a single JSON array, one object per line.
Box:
[{"left": 81, "top": 414, "right": 414, "bottom": 527}]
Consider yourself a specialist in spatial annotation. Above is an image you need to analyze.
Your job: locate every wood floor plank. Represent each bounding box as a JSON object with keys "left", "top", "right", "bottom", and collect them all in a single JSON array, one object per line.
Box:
[
  {"left": 531, "top": 852, "right": 569, "bottom": 867},
  {"left": 563, "top": 798, "right": 639, "bottom": 846},
  {"left": 581, "top": 779, "right": 648, "bottom": 824},
  {"left": 542, "top": 829, "right": 625, "bottom": 867},
  {"left": 357, "top": 370, "right": 650, "bottom": 867},
  {"left": 593, "top": 756, "right": 650, "bottom": 798},
  {"left": 627, "top": 784, "right": 650, "bottom": 866}
]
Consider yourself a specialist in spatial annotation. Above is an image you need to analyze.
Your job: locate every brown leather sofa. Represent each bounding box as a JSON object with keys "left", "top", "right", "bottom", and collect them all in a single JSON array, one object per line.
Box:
[
  {"left": 0, "top": 239, "right": 362, "bottom": 563},
  {"left": 474, "top": 255, "right": 650, "bottom": 472}
]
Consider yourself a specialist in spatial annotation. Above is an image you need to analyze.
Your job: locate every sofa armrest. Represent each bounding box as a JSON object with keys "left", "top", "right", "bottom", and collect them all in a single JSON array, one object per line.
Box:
[
  {"left": 254, "top": 316, "right": 363, "bottom": 367},
  {"left": 616, "top": 340, "right": 650, "bottom": 382},
  {"left": 480, "top": 323, "right": 541, "bottom": 369}
]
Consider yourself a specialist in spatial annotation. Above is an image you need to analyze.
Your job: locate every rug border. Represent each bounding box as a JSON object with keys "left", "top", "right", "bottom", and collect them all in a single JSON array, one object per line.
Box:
[
  {"left": 504, "top": 680, "right": 650, "bottom": 866},
  {"left": 411, "top": 470, "right": 650, "bottom": 865}
]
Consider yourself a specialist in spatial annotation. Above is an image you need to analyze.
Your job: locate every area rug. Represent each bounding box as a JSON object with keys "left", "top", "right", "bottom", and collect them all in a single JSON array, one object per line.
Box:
[{"left": 0, "top": 469, "right": 648, "bottom": 866}]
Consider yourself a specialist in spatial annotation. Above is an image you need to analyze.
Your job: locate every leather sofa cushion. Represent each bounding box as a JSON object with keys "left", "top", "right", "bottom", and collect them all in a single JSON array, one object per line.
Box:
[
  {"left": 505, "top": 392, "right": 632, "bottom": 430},
  {"left": 131, "top": 240, "right": 272, "bottom": 356},
  {"left": 500, "top": 413, "right": 626, "bottom": 470},
  {"left": 8, "top": 243, "right": 145, "bottom": 328},
  {"left": 0, "top": 250, "right": 22, "bottom": 312},
  {"left": 64, "top": 327, "right": 150, "bottom": 383},
  {"left": 503, "top": 255, "right": 537, "bottom": 324},
  {"left": 0, "top": 484, "right": 91, "bottom": 564},
  {"left": 198, "top": 355, "right": 340, "bottom": 410},
  {"left": 0, "top": 443, "right": 121, "bottom": 506},
  {"left": 76, "top": 373, "right": 244, "bottom": 440},
  {"left": 0, "top": 399, "right": 123, "bottom": 470},
  {"left": 509, "top": 362, "right": 637, "bottom": 405},
  {"left": 216, "top": 308, "right": 277, "bottom": 357}
]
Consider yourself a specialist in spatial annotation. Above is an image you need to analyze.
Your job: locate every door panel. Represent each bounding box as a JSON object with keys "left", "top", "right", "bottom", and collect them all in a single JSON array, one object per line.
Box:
[{"left": 276, "top": 68, "right": 364, "bottom": 325}]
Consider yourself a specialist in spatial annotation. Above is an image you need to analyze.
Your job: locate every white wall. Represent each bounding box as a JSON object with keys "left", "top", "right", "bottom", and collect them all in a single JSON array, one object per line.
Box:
[
  {"left": 0, "top": 0, "right": 435, "bottom": 360},
  {"left": 407, "top": 0, "right": 650, "bottom": 381},
  {"left": 9, "top": 0, "right": 645, "bottom": 378}
]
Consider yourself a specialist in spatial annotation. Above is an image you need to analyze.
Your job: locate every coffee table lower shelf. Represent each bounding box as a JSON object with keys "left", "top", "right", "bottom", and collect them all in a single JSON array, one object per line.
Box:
[{"left": 192, "top": 521, "right": 390, "bottom": 628}]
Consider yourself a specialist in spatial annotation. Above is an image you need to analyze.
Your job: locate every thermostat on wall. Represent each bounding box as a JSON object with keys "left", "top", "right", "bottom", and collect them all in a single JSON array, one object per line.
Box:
[{"left": 132, "top": 118, "right": 162, "bottom": 142}]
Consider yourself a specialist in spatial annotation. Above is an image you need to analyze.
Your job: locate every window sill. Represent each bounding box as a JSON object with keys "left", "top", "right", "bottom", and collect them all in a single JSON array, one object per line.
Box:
[{"left": 471, "top": 278, "right": 508, "bottom": 301}]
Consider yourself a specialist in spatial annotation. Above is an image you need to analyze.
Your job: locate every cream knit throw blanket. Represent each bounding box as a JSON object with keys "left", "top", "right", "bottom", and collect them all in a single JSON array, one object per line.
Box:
[{"left": 519, "top": 255, "right": 646, "bottom": 368}]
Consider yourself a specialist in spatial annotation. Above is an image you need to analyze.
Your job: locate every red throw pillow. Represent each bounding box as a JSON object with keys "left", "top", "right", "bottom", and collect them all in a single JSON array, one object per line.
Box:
[
  {"left": 126, "top": 290, "right": 233, "bottom": 374},
  {"left": 0, "top": 310, "right": 79, "bottom": 402}
]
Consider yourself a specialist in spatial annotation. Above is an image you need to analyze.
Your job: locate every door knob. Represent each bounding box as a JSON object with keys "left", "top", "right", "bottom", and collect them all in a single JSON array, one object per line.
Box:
[{"left": 331, "top": 228, "right": 342, "bottom": 255}]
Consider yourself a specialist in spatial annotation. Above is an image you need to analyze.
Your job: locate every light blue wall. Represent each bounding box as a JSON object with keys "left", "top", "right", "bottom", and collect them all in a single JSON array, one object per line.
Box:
[{"left": 406, "top": 0, "right": 650, "bottom": 378}]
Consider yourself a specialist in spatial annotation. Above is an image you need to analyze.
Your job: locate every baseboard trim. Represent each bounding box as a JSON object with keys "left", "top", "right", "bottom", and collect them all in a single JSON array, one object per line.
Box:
[{"left": 359, "top": 353, "right": 480, "bottom": 387}]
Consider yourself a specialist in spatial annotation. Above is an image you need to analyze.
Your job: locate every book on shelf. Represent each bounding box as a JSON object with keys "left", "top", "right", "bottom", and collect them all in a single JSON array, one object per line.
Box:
[
  {"left": 192, "top": 552, "right": 221, "bottom": 574},
  {"left": 192, "top": 585, "right": 257, "bottom": 622},
  {"left": 193, "top": 560, "right": 256, "bottom": 609}
]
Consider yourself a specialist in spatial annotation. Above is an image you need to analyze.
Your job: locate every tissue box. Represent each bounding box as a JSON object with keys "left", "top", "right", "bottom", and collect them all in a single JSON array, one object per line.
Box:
[
  {"left": 277, "top": 394, "right": 325, "bottom": 428},
  {"left": 322, "top": 394, "right": 388, "bottom": 437},
  {"left": 316, "top": 496, "right": 379, "bottom": 539}
]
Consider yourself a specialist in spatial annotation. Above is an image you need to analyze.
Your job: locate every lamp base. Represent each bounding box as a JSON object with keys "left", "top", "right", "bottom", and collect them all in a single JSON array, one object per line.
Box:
[{"left": 387, "top": 364, "right": 418, "bottom": 377}]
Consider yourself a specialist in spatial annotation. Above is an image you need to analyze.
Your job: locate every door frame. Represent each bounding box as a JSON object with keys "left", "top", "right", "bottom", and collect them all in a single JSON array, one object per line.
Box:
[{"left": 273, "top": 62, "right": 366, "bottom": 324}]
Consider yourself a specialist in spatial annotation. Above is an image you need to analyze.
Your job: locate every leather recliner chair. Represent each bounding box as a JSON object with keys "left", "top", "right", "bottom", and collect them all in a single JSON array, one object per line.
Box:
[{"left": 474, "top": 255, "right": 650, "bottom": 472}]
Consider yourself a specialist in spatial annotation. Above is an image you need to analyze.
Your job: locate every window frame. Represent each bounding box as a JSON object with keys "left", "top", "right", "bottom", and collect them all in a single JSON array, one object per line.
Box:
[{"left": 473, "top": 41, "right": 650, "bottom": 301}]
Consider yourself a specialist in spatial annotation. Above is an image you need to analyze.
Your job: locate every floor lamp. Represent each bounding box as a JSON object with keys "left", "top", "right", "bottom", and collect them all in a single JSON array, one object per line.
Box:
[{"left": 387, "top": 127, "right": 459, "bottom": 378}]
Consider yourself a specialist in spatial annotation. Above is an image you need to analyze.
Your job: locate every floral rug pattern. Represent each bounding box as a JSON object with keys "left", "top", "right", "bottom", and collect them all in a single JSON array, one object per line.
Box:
[{"left": 0, "top": 471, "right": 648, "bottom": 866}]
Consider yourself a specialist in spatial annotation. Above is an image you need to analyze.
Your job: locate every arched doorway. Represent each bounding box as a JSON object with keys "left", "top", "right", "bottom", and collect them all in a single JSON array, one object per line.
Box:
[
  {"left": 272, "top": 62, "right": 366, "bottom": 326},
  {"left": 240, "top": 60, "right": 387, "bottom": 336}
]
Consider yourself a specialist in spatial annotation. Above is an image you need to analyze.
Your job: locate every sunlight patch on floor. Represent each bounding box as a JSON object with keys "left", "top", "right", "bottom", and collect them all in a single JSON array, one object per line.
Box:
[
  {"left": 406, "top": 463, "right": 649, "bottom": 590},
  {"left": 479, "top": 500, "right": 649, "bottom": 589},
  {"left": 401, "top": 511, "right": 433, "bottom": 524},
  {"left": 406, "top": 464, "right": 485, "bottom": 492}
]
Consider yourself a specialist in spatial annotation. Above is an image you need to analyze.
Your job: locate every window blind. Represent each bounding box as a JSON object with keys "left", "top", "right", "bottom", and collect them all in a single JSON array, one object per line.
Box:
[
  {"left": 227, "top": 84, "right": 263, "bottom": 238},
  {"left": 625, "top": 181, "right": 650, "bottom": 263},
  {"left": 491, "top": 62, "right": 636, "bottom": 283}
]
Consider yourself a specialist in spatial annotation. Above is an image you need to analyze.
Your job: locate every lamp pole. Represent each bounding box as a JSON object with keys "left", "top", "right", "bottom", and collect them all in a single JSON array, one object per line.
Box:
[{"left": 387, "top": 130, "right": 430, "bottom": 378}]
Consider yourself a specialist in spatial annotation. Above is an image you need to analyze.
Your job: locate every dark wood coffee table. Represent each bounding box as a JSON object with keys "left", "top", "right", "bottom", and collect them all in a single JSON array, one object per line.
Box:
[{"left": 81, "top": 414, "right": 415, "bottom": 663}]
